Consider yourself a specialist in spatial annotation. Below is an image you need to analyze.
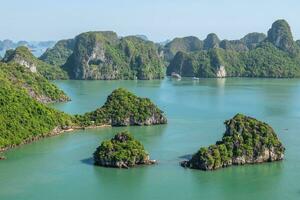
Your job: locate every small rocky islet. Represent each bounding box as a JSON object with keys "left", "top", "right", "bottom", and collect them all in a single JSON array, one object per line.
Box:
[
  {"left": 93, "top": 131, "right": 156, "bottom": 168},
  {"left": 181, "top": 114, "right": 285, "bottom": 170},
  {"left": 75, "top": 88, "right": 167, "bottom": 127}
]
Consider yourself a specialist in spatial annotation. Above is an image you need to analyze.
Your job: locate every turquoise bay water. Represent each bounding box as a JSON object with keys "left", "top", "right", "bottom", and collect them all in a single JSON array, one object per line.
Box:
[{"left": 1, "top": 78, "right": 300, "bottom": 200}]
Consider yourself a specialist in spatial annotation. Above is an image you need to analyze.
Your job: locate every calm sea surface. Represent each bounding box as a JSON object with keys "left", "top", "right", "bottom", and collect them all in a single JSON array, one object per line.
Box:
[{"left": 1, "top": 78, "right": 300, "bottom": 200}]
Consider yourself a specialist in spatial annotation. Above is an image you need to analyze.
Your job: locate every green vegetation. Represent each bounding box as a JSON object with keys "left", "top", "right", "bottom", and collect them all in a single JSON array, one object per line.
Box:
[
  {"left": 3, "top": 46, "right": 68, "bottom": 80},
  {"left": 219, "top": 39, "right": 249, "bottom": 52},
  {"left": 203, "top": 33, "right": 220, "bottom": 50},
  {"left": 182, "top": 114, "right": 285, "bottom": 170},
  {"left": 76, "top": 88, "right": 167, "bottom": 126},
  {"left": 93, "top": 131, "right": 154, "bottom": 168},
  {"left": 168, "top": 42, "right": 300, "bottom": 78},
  {"left": 163, "top": 36, "right": 203, "bottom": 62},
  {"left": 0, "top": 68, "right": 73, "bottom": 150},
  {"left": 62, "top": 32, "right": 165, "bottom": 80},
  {"left": 163, "top": 33, "right": 266, "bottom": 62},
  {"left": 267, "top": 19, "right": 299, "bottom": 55},
  {"left": 0, "top": 81, "right": 167, "bottom": 152},
  {"left": 241, "top": 32, "right": 266, "bottom": 49},
  {"left": 40, "top": 39, "right": 75, "bottom": 66},
  {"left": 167, "top": 20, "right": 300, "bottom": 78},
  {"left": 0, "top": 62, "right": 69, "bottom": 103}
]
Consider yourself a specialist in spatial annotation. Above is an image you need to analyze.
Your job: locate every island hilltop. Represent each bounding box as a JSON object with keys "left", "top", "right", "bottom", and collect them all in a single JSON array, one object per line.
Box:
[
  {"left": 181, "top": 114, "right": 285, "bottom": 170},
  {"left": 75, "top": 88, "right": 167, "bottom": 127},
  {"left": 0, "top": 85, "right": 167, "bottom": 153},
  {"left": 93, "top": 131, "right": 156, "bottom": 168}
]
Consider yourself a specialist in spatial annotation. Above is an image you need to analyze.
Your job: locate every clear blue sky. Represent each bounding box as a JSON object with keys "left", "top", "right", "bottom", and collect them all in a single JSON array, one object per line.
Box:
[{"left": 1, "top": 0, "right": 299, "bottom": 42}]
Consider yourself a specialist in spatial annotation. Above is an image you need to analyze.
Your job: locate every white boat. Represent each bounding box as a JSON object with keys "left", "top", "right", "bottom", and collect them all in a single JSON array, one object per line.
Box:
[
  {"left": 171, "top": 72, "right": 181, "bottom": 79},
  {"left": 192, "top": 77, "right": 200, "bottom": 80}
]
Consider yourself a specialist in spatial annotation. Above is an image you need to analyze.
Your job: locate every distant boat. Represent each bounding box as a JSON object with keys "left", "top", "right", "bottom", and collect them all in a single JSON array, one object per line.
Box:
[
  {"left": 192, "top": 77, "right": 199, "bottom": 80},
  {"left": 171, "top": 72, "right": 181, "bottom": 79}
]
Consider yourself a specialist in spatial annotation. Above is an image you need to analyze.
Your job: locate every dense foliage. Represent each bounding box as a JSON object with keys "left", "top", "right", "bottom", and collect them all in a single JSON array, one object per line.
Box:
[
  {"left": 0, "top": 80, "right": 166, "bottom": 152},
  {"left": 61, "top": 32, "right": 165, "bottom": 80},
  {"left": 168, "top": 42, "right": 300, "bottom": 78},
  {"left": 93, "top": 131, "right": 151, "bottom": 168},
  {"left": 76, "top": 88, "right": 167, "bottom": 126},
  {"left": 163, "top": 36, "right": 203, "bottom": 62},
  {"left": 2, "top": 46, "right": 68, "bottom": 80},
  {"left": 240, "top": 32, "right": 267, "bottom": 49},
  {"left": 40, "top": 39, "right": 75, "bottom": 66},
  {"left": 0, "top": 62, "right": 69, "bottom": 103},
  {"left": 163, "top": 32, "right": 265, "bottom": 62},
  {"left": 167, "top": 20, "right": 300, "bottom": 78},
  {"left": 203, "top": 33, "right": 220, "bottom": 50},
  {"left": 182, "top": 114, "right": 285, "bottom": 170},
  {"left": 267, "top": 19, "right": 299, "bottom": 55},
  {"left": 0, "top": 69, "right": 73, "bottom": 150}
]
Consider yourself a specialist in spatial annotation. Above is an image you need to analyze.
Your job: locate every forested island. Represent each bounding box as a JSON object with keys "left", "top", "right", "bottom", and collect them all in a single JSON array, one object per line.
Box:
[
  {"left": 0, "top": 19, "right": 292, "bottom": 169},
  {"left": 41, "top": 32, "right": 165, "bottom": 80},
  {"left": 166, "top": 20, "right": 300, "bottom": 78},
  {"left": 0, "top": 20, "right": 299, "bottom": 81},
  {"left": 0, "top": 56, "right": 69, "bottom": 103},
  {"left": 181, "top": 114, "right": 285, "bottom": 170},
  {"left": 0, "top": 59, "right": 167, "bottom": 152},
  {"left": 75, "top": 88, "right": 167, "bottom": 127},
  {"left": 93, "top": 131, "right": 156, "bottom": 168}
]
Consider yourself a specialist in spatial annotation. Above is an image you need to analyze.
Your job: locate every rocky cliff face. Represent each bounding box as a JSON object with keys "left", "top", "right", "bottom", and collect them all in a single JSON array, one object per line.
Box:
[
  {"left": 93, "top": 131, "right": 156, "bottom": 168},
  {"left": 267, "top": 19, "right": 298, "bottom": 55},
  {"left": 76, "top": 88, "right": 167, "bottom": 127},
  {"left": 3, "top": 47, "right": 37, "bottom": 73},
  {"left": 63, "top": 32, "right": 165, "bottom": 80},
  {"left": 241, "top": 32, "right": 267, "bottom": 49},
  {"left": 163, "top": 36, "right": 203, "bottom": 61},
  {"left": 219, "top": 40, "right": 248, "bottom": 52},
  {"left": 40, "top": 39, "right": 75, "bottom": 66},
  {"left": 166, "top": 51, "right": 195, "bottom": 77},
  {"left": 167, "top": 20, "right": 300, "bottom": 78},
  {"left": 181, "top": 114, "right": 285, "bottom": 170},
  {"left": 1, "top": 50, "right": 70, "bottom": 103},
  {"left": 216, "top": 66, "right": 226, "bottom": 78},
  {"left": 203, "top": 33, "right": 220, "bottom": 50},
  {"left": 2, "top": 46, "right": 68, "bottom": 80}
]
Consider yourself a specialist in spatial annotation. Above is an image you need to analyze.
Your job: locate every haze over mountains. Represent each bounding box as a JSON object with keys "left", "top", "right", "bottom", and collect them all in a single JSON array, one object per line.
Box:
[{"left": 0, "top": 40, "right": 56, "bottom": 57}]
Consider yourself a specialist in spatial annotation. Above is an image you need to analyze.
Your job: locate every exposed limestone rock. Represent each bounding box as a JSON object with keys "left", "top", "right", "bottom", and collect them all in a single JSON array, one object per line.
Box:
[
  {"left": 181, "top": 114, "right": 285, "bottom": 171},
  {"left": 76, "top": 88, "right": 167, "bottom": 127},
  {"left": 63, "top": 32, "right": 164, "bottom": 80},
  {"left": 93, "top": 131, "right": 156, "bottom": 168},
  {"left": 267, "top": 19, "right": 298, "bottom": 55},
  {"left": 216, "top": 66, "right": 226, "bottom": 78},
  {"left": 203, "top": 33, "right": 220, "bottom": 50}
]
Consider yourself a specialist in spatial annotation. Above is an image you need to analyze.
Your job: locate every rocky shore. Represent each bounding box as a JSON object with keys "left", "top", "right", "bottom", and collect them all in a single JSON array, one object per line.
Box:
[
  {"left": 77, "top": 88, "right": 167, "bottom": 127},
  {"left": 0, "top": 124, "right": 111, "bottom": 154},
  {"left": 93, "top": 131, "right": 156, "bottom": 168},
  {"left": 181, "top": 114, "right": 285, "bottom": 170}
]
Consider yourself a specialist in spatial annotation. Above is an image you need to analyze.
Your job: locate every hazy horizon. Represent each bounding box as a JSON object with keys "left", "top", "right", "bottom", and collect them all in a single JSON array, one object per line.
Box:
[{"left": 1, "top": 0, "right": 300, "bottom": 42}]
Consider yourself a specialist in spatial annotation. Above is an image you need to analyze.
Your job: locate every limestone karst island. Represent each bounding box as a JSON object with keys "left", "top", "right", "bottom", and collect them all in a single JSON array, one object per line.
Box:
[{"left": 0, "top": 1, "right": 299, "bottom": 199}]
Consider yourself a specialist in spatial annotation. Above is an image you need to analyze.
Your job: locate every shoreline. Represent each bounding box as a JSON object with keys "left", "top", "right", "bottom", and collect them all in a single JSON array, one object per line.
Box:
[{"left": 0, "top": 124, "right": 111, "bottom": 154}]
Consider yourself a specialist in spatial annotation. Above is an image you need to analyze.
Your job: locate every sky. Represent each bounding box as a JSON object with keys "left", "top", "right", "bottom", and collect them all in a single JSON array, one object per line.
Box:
[{"left": 1, "top": 0, "right": 300, "bottom": 42}]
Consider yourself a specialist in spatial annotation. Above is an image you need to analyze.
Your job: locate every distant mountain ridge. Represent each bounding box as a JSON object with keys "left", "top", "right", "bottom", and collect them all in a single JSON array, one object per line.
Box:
[
  {"left": 163, "top": 32, "right": 267, "bottom": 62},
  {"left": 41, "top": 31, "right": 165, "bottom": 80},
  {"left": 3, "top": 19, "right": 298, "bottom": 80},
  {"left": 0, "top": 40, "right": 55, "bottom": 57},
  {"left": 166, "top": 19, "right": 300, "bottom": 78}
]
